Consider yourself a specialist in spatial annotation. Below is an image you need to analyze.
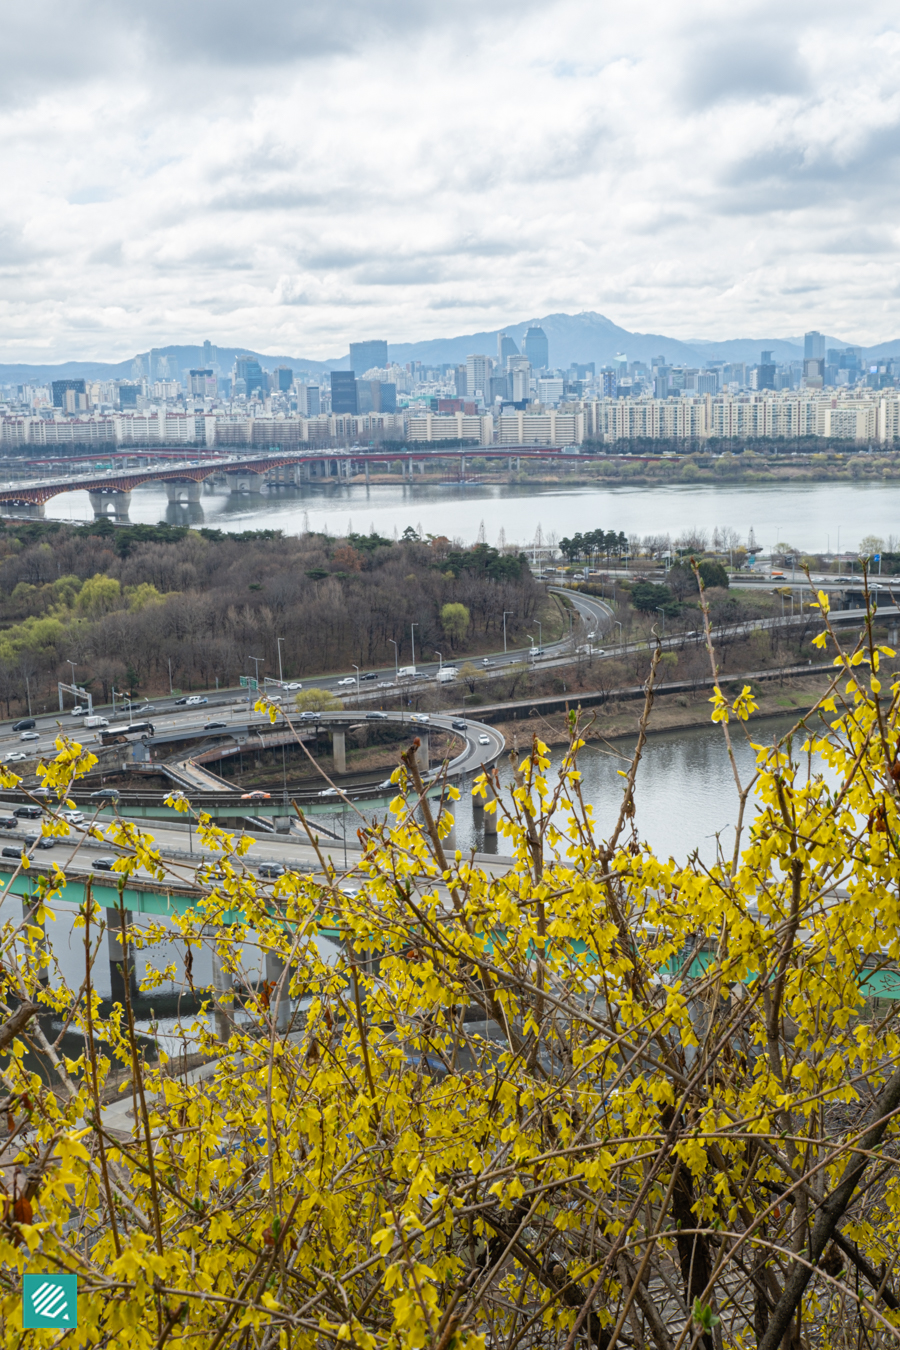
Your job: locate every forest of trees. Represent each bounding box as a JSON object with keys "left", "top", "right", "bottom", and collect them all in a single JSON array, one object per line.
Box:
[{"left": 0, "top": 521, "right": 543, "bottom": 712}]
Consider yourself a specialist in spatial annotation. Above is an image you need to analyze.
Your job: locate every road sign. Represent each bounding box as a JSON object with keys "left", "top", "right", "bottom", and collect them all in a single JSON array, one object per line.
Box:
[
  {"left": 23, "top": 1274, "right": 78, "bottom": 1328},
  {"left": 239, "top": 677, "right": 259, "bottom": 690}
]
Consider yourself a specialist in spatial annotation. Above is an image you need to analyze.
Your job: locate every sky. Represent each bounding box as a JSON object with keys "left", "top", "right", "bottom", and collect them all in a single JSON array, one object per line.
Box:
[{"left": 3, "top": 0, "right": 900, "bottom": 361}]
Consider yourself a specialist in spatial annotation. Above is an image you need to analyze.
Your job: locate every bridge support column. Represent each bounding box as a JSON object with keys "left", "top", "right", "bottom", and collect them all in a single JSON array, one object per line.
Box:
[
  {"left": 273, "top": 815, "right": 291, "bottom": 833},
  {"left": 461, "top": 455, "right": 466, "bottom": 478},
  {"left": 416, "top": 733, "right": 430, "bottom": 772},
  {"left": 164, "top": 479, "right": 202, "bottom": 503},
  {"left": 483, "top": 780, "right": 498, "bottom": 836},
  {"left": 365, "top": 460, "right": 370, "bottom": 485},
  {"left": 107, "top": 909, "right": 137, "bottom": 1007},
  {"left": 225, "top": 471, "right": 265, "bottom": 494},
  {"left": 265, "top": 951, "right": 292, "bottom": 1033},
  {"left": 332, "top": 729, "right": 346, "bottom": 775},
  {"left": 516, "top": 457, "right": 521, "bottom": 471},
  {"left": 212, "top": 932, "right": 233, "bottom": 1043},
  {"left": 89, "top": 490, "right": 132, "bottom": 521}
]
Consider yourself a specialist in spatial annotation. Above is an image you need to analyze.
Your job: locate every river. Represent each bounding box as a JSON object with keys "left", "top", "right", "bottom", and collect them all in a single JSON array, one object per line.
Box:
[
  {"left": 448, "top": 712, "right": 821, "bottom": 864},
  {"left": 41, "top": 477, "right": 900, "bottom": 555}
]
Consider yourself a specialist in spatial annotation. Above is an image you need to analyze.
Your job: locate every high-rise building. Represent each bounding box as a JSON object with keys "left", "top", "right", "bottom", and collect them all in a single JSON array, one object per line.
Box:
[
  {"left": 509, "top": 358, "right": 532, "bottom": 402},
  {"left": 233, "top": 354, "right": 265, "bottom": 398},
  {"left": 189, "top": 369, "right": 217, "bottom": 398},
  {"left": 465, "top": 355, "right": 491, "bottom": 402},
  {"left": 202, "top": 340, "right": 218, "bottom": 370},
  {"left": 273, "top": 366, "right": 294, "bottom": 392},
  {"left": 349, "top": 340, "right": 388, "bottom": 376},
  {"left": 804, "top": 331, "right": 825, "bottom": 361},
  {"left": 51, "top": 378, "right": 86, "bottom": 409},
  {"left": 298, "top": 384, "right": 321, "bottom": 416},
  {"left": 497, "top": 332, "right": 519, "bottom": 365},
  {"left": 523, "top": 325, "right": 549, "bottom": 370},
  {"left": 330, "top": 370, "right": 358, "bottom": 414},
  {"left": 454, "top": 365, "right": 467, "bottom": 397},
  {"left": 757, "top": 352, "right": 776, "bottom": 391}
]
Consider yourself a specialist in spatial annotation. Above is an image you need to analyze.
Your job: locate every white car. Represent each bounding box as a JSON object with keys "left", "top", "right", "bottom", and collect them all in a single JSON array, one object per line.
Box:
[
  {"left": 71, "top": 706, "right": 87, "bottom": 717},
  {"left": 19, "top": 731, "right": 40, "bottom": 741},
  {"left": 3, "top": 752, "right": 27, "bottom": 762},
  {"left": 478, "top": 735, "right": 491, "bottom": 746},
  {"left": 336, "top": 677, "right": 356, "bottom": 686},
  {"left": 410, "top": 713, "right": 430, "bottom": 724},
  {"left": 317, "top": 787, "right": 339, "bottom": 797},
  {"left": 283, "top": 682, "right": 302, "bottom": 691}
]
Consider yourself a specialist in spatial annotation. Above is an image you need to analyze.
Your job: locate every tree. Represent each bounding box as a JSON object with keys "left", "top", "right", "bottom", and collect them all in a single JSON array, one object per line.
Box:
[
  {"left": 440, "top": 601, "right": 470, "bottom": 645},
  {"left": 77, "top": 572, "right": 121, "bottom": 617},
  {"left": 293, "top": 687, "right": 344, "bottom": 712},
  {"left": 860, "top": 533, "right": 885, "bottom": 558},
  {"left": 631, "top": 578, "right": 678, "bottom": 613}
]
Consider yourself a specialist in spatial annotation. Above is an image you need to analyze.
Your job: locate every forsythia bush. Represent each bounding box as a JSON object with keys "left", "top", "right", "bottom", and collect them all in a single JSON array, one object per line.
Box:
[{"left": 1, "top": 591, "right": 900, "bottom": 1348}]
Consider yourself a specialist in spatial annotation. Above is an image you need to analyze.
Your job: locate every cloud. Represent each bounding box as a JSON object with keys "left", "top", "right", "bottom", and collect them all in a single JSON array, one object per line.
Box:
[{"left": 0, "top": 0, "right": 899, "bottom": 359}]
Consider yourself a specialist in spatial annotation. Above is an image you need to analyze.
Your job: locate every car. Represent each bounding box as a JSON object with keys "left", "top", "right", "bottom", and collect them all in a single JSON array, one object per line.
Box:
[
  {"left": 339, "top": 885, "right": 359, "bottom": 898},
  {"left": 24, "top": 834, "right": 55, "bottom": 851},
  {"left": 4, "top": 753, "right": 28, "bottom": 763},
  {"left": 366, "top": 711, "right": 388, "bottom": 721},
  {"left": 478, "top": 734, "right": 491, "bottom": 746},
  {"left": 32, "top": 787, "right": 52, "bottom": 798},
  {"left": 62, "top": 809, "right": 85, "bottom": 825},
  {"left": 12, "top": 718, "right": 35, "bottom": 731},
  {"left": 1, "top": 846, "right": 23, "bottom": 859},
  {"left": 174, "top": 697, "right": 189, "bottom": 705},
  {"left": 410, "top": 714, "right": 430, "bottom": 724},
  {"left": 0, "top": 817, "right": 16, "bottom": 829},
  {"left": 413, "top": 673, "right": 427, "bottom": 680},
  {"left": 135, "top": 704, "right": 157, "bottom": 714},
  {"left": 298, "top": 711, "right": 318, "bottom": 721},
  {"left": 282, "top": 682, "right": 302, "bottom": 691},
  {"left": 14, "top": 805, "right": 42, "bottom": 820},
  {"left": 90, "top": 788, "right": 120, "bottom": 800},
  {"left": 240, "top": 790, "right": 271, "bottom": 800},
  {"left": 317, "top": 787, "right": 339, "bottom": 797},
  {"left": 257, "top": 861, "right": 285, "bottom": 878},
  {"left": 70, "top": 706, "right": 87, "bottom": 717},
  {"left": 336, "top": 677, "right": 356, "bottom": 686},
  {"left": 204, "top": 721, "right": 228, "bottom": 730},
  {"left": 360, "top": 672, "right": 377, "bottom": 681},
  {"left": 92, "top": 857, "right": 117, "bottom": 871},
  {"left": 482, "top": 658, "right": 493, "bottom": 667},
  {"left": 452, "top": 720, "right": 467, "bottom": 731},
  {"left": 377, "top": 682, "right": 392, "bottom": 689},
  {"left": 185, "top": 696, "right": 208, "bottom": 706},
  {"left": 19, "top": 731, "right": 40, "bottom": 742}
]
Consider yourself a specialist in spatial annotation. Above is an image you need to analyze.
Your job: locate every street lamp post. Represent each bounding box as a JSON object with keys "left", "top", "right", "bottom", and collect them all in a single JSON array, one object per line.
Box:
[
  {"left": 389, "top": 639, "right": 399, "bottom": 680},
  {"left": 613, "top": 620, "right": 623, "bottom": 648},
  {"left": 527, "top": 634, "right": 535, "bottom": 667},
  {"left": 655, "top": 607, "right": 666, "bottom": 639},
  {"left": 352, "top": 664, "right": 360, "bottom": 704},
  {"left": 434, "top": 651, "right": 442, "bottom": 674},
  {"left": 249, "top": 656, "right": 264, "bottom": 714},
  {"left": 503, "top": 610, "right": 514, "bottom": 654},
  {"left": 410, "top": 623, "right": 417, "bottom": 668},
  {"left": 535, "top": 620, "right": 542, "bottom": 651},
  {"left": 277, "top": 636, "right": 285, "bottom": 685}
]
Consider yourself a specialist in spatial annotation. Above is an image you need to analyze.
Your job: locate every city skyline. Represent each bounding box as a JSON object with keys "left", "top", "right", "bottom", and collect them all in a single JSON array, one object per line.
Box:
[{"left": 1, "top": 3, "right": 899, "bottom": 361}]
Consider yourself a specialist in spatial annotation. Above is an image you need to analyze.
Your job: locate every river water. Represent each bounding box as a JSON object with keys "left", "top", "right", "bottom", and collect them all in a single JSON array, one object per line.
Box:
[
  {"left": 449, "top": 712, "right": 819, "bottom": 864},
  {"left": 41, "top": 476, "right": 900, "bottom": 555}
]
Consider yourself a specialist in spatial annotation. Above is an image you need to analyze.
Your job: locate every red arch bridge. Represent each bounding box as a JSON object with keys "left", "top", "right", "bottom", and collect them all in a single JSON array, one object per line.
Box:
[{"left": 0, "top": 446, "right": 622, "bottom": 519}]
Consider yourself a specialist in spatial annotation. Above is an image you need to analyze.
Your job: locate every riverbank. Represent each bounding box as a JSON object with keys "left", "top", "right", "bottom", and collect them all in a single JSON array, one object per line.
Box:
[{"left": 488, "top": 670, "right": 836, "bottom": 755}]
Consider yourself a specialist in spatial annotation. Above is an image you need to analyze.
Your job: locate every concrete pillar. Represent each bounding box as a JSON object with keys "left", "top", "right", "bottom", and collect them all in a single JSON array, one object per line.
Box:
[
  {"left": 416, "top": 733, "right": 430, "bottom": 772},
  {"left": 164, "top": 479, "right": 201, "bottom": 503},
  {"left": 365, "top": 460, "right": 370, "bottom": 485},
  {"left": 273, "top": 815, "right": 291, "bottom": 833},
  {"left": 265, "top": 950, "right": 291, "bottom": 1033},
  {"left": 225, "top": 471, "right": 265, "bottom": 494},
  {"left": 333, "top": 729, "right": 346, "bottom": 775},
  {"left": 107, "top": 908, "right": 137, "bottom": 1006},
  {"left": 211, "top": 935, "right": 233, "bottom": 1044},
  {"left": 461, "top": 455, "right": 466, "bottom": 478},
  {"left": 516, "top": 457, "right": 521, "bottom": 471},
  {"left": 88, "top": 490, "right": 132, "bottom": 521},
  {"left": 483, "top": 781, "right": 498, "bottom": 836}
]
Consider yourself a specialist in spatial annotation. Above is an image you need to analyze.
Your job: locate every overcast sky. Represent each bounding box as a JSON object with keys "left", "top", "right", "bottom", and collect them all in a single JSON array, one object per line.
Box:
[{"left": 2, "top": 0, "right": 900, "bottom": 361}]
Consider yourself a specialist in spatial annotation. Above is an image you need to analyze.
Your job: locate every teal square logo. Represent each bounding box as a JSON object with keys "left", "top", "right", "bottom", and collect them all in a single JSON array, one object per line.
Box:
[{"left": 23, "top": 1274, "right": 78, "bottom": 1328}]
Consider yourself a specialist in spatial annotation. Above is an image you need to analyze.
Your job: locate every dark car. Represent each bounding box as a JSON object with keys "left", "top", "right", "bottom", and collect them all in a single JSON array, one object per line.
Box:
[
  {"left": 12, "top": 719, "right": 35, "bottom": 731},
  {"left": 204, "top": 721, "right": 228, "bottom": 730},
  {"left": 92, "top": 857, "right": 117, "bottom": 871},
  {"left": 0, "top": 817, "right": 15, "bottom": 829},
  {"left": 174, "top": 696, "right": 189, "bottom": 706},
  {"left": 452, "top": 720, "right": 467, "bottom": 731},
  {"left": 1, "top": 846, "right": 24, "bottom": 859},
  {"left": 24, "top": 834, "right": 55, "bottom": 850},
  {"left": 90, "top": 788, "right": 120, "bottom": 800},
  {"left": 365, "top": 711, "right": 388, "bottom": 721},
  {"left": 361, "top": 672, "right": 377, "bottom": 681},
  {"left": 257, "top": 861, "right": 284, "bottom": 878},
  {"left": 13, "top": 806, "right": 42, "bottom": 820}
]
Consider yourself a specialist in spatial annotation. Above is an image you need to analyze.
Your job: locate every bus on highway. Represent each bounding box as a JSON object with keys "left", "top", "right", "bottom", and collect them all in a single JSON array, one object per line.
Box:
[{"left": 99, "top": 721, "right": 155, "bottom": 745}]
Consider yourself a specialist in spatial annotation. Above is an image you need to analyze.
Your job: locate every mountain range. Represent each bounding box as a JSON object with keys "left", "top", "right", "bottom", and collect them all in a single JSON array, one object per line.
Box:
[{"left": 2, "top": 312, "right": 898, "bottom": 385}]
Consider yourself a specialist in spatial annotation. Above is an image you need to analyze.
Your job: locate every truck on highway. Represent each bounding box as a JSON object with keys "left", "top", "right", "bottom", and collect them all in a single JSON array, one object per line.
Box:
[
  {"left": 437, "top": 667, "right": 458, "bottom": 683},
  {"left": 397, "top": 665, "right": 416, "bottom": 680}
]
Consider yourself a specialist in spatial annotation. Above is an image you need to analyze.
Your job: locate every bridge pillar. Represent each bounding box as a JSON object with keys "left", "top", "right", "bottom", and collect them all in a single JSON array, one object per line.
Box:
[
  {"left": 332, "top": 729, "right": 346, "bottom": 775},
  {"left": 225, "top": 471, "right": 265, "bottom": 494},
  {"left": 416, "top": 733, "right": 429, "bottom": 772},
  {"left": 273, "top": 815, "right": 291, "bottom": 833},
  {"left": 164, "top": 479, "right": 202, "bottom": 503},
  {"left": 265, "top": 951, "right": 292, "bottom": 1033},
  {"left": 365, "top": 460, "right": 370, "bottom": 485},
  {"left": 212, "top": 933, "right": 234, "bottom": 1043},
  {"left": 107, "top": 908, "right": 137, "bottom": 1006},
  {"left": 482, "top": 780, "right": 498, "bottom": 836},
  {"left": 461, "top": 455, "right": 466, "bottom": 478},
  {"left": 88, "top": 490, "right": 131, "bottom": 521}
]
